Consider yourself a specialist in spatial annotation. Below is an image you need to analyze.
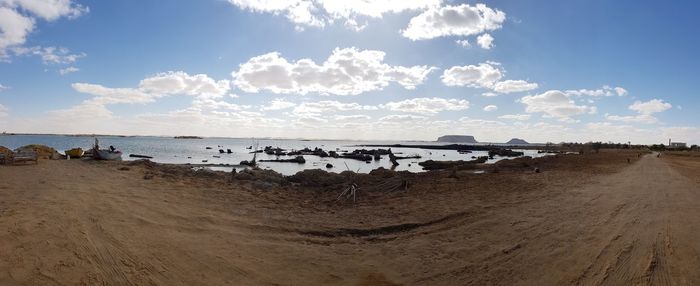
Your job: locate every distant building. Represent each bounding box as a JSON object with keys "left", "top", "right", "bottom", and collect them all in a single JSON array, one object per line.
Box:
[{"left": 670, "top": 142, "right": 687, "bottom": 149}]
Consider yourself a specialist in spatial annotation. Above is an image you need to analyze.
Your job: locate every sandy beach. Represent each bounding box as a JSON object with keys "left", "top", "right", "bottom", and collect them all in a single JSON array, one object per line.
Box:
[{"left": 1, "top": 150, "right": 699, "bottom": 285}]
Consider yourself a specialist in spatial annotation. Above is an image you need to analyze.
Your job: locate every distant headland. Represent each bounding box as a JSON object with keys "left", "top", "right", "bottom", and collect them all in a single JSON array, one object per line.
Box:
[
  {"left": 437, "top": 135, "right": 477, "bottom": 143},
  {"left": 437, "top": 135, "right": 530, "bottom": 145},
  {"left": 506, "top": 138, "right": 529, "bottom": 145}
]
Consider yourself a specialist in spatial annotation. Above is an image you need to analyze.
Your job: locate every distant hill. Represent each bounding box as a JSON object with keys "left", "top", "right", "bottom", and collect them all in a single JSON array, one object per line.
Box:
[
  {"left": 506, "top": 138, "right": 529, "bottom": 145},
  {"left": 437, "top": 135, "right": 477, "bottom": 143}
]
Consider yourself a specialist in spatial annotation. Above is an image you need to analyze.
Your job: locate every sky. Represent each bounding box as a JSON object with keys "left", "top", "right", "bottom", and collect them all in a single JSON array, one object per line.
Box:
[{"left": 0, "top": 0, "right": 698, "bottom": 144}]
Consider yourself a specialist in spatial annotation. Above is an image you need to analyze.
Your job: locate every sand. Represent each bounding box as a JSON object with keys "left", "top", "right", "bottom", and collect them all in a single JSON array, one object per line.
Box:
[{"left": 0, "top": 150, "right": 699, "bottom": 285}]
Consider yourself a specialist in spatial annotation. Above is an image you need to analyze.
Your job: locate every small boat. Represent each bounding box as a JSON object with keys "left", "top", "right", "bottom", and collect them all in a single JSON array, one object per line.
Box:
[
  {"left": 91, "top": 138, "right": 122, "bottom": 160},
  {"left": 65, "top": 148, "right": 84, "bottom": 158}
]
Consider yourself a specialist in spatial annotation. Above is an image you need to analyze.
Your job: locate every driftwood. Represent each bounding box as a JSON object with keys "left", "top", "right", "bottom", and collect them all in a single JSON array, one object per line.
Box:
[
  {"left": 129, "top": 154, "right": 153, "bottom": 159},
  {"left": 259, "top": 156, "right": 305, "bottom": 164},
  {"left": 241, "top": 146, "right": 258, "bottom": 167},
  {"left": 389, "top": 152, "right": 399, "bottom": 166},
  {"left": 393, "top": 155, "right": 421, "bottom": 160},
  {"left": 340, "top": 153, "right": 372, "bottom": 161},
  {"left": 336, "top": 183, "right": 358, "bottom": 202}
]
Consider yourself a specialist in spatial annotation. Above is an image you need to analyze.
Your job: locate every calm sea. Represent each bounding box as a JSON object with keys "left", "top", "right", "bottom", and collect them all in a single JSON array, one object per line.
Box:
[{"left": 0, "top": 134, "right": 546, "bottom": 175}]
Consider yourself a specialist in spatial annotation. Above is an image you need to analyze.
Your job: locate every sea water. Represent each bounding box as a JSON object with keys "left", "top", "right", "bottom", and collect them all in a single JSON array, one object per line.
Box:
[{"left": 0, "top": 134, "right": 548, "bottom": 175}]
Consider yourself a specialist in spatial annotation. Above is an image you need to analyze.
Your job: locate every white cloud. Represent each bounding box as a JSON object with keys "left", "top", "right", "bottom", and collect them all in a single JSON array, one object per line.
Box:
[
  {"left": 565, "top": 86, "right": 627, "bottom": 97},
  {"left": 481, "top": 92, "right": 498, "bottom": 97},
  {"left": 441, "top": 62, "right": 502, "bottom": 88},
  {"left": 483, "top": 105, "right": 497, "bottom": 112},
  {"left": 0, "top": 0, "right": 87, "bottom": 59},
  {"left": 493, "top": 79, "right": 538, "bottom": 93},
  {"left": 227, "top": 0, "right": 438, "bottom": 30},
  {"left": 381, "top": 97, "right": 469, "bottom": 115},
  {"left": 227, "top": 0, "right": 325, "bottom": 27},
  {"left": 2, "top": 0, "right": 87, "bottom": 21},
  {"left": 58, "top": 66, "right": 78, "bottom": 75},
  {"left": 402, "top": 4, "right": 506, "bottom": 40},
  {"left": 442, "top": 62, "right": 538, "bottom": 95},
  {"left": 614, "top": 87, "right": 628, "bottom": 96},
  {"left": 0, "top": 7, "right": 33, "bottom": 57},
  {"left": 233, "top": 47, "right": 435, "bottom": 96},
  {"left": 334, "top": 114, "right": 371, "bottom": 121},
  {"left": 12, "top": 46, "right": 86, "bottom": 64},
  {"left": 520, "top": 90, "right": 595, "bottom": 120},
  {"left": 604, "top": 98, "right": 672, "bottom": 124},
  {"left": 456, "top": 39, "right": 470, "bottom": 48},
  {"left": 139, "top": 71, "right": 231, "bottom": 98},
  {"left": 40, "top": 72, "right": 242, "bottom": 132},
  {"left": 605, "top": 113, "right": 658, "bottom": 124},
  {"left": 69, "top": 72, "right": 233, "bottom": 115},
  {"left": 72, "top": 83, "right": 153, "bottom": 105},
  {"left": 565, "top": 89, "right": 610, "bottom": 97},
  {"left": 0, "top": 83, "right": 7, "bottom": 91},
  {"left": 292, "top": 100, "right": 377, "bottom": 114},
  {"left": 378, "top": 114, "right": 428, "bottom": 124},
  {"left": 629, "top": 99, "right": 672, "bottom": 115},
  {"left": 318, "top": 0, "right": 439, "bottom": 19},
  {"left": 498, "top": 114, "right": 531, "bottom": 121},
  {"left": 476, "top": 33, "right": 494, "bottom": 49},
  {"left": 261, "top": 98, "right": 297, "bottom": 111}
]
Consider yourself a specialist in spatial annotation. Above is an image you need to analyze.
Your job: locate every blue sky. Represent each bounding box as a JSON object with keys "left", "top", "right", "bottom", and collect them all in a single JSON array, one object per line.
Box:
[{"left": 0, "top": 0, "right": 697, "bottom": 144}]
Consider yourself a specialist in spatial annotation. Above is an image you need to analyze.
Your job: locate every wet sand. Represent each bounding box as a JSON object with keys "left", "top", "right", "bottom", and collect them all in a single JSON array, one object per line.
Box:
[{"left": 1, "top": 150, "right": 699, "bottom": 285}]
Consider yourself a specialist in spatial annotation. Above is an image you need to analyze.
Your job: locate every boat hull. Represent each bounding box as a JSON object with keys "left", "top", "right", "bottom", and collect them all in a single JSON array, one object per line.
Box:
[
  {"left": 65, "top": 148, "right": 84, "bottom": 158},
  {"left": 93, "top": 149, "right": 122, "bottom": 160}
]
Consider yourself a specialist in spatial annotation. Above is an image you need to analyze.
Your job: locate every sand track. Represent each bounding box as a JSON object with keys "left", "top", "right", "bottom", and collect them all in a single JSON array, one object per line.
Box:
[{"left": 1, "top": 152, "right": 699, "bottom": 285}]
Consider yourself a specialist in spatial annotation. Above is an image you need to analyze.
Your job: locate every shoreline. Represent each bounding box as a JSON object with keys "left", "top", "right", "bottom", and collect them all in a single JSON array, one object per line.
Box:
[{"left": 356, "top": 143, "right": 551, "bottom": 151}]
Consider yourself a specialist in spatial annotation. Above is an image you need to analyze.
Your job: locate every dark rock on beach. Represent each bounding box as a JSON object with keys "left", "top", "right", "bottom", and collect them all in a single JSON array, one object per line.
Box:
[
  {"left": 488, "top": 149, "right": 525, "bottom": 157},
  {"left": 419, "top": 156, "right": 488, "bottom": 171}
]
